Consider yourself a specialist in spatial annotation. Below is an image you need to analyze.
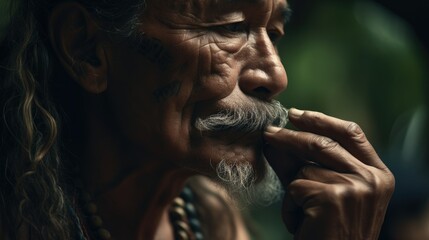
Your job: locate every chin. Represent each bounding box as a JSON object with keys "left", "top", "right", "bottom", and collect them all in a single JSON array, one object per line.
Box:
[
  {"left": 187, "top": 129, "right": 265, "bottom": 173},
  {"left": 211, "top": 154, "right": 283, "bottom": 206},
  {"left": 186, "top": 133, "right": 283, "bottom": 205}
]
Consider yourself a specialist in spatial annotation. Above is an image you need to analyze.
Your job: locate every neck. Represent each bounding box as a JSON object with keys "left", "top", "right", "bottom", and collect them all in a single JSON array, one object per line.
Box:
[
  {"left": 75, "top": 95, "right": 193, "bottom": 239},
  {"left": 89, "top": 165, "right": 190, "bottom": 239}
]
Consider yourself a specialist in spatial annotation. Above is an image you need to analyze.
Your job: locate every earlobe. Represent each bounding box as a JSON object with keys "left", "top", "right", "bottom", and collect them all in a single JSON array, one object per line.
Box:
[
  {"left": 71, "top": 44, "right": 109, "bottom": 94},
  {"left": 49, "top": 2, "right": 108, "bottom": 94}
]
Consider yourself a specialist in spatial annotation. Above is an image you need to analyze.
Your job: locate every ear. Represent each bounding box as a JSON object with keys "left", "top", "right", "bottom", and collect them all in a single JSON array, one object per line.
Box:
[{"left": 49, "top": 2, "right": 108, "bottom": 94}]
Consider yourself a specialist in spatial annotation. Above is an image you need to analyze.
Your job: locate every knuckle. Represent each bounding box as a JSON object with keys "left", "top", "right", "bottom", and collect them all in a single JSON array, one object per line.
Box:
[
  {"left": 346, "top": 122, "right": 367, "bottom": 143},
  {"left": 297, "top": 165, "right": 311, "bottom": 178},
  {"left": 330, "top": 185, "right": 348, "bottom": 199},
  {"left": 341, "top": 184, "right": 368, "bottom": 198},
  {"left": 330, "top": 183, "right": 373, "bottom": 205},
  {"left": 309, "top": 136, "right": 338, "bottom": 152},
  {"left": 356, "top": 183, "right": 374, "bottom": 198},
  {"left": 303, "top": 206, "right": 320, "bottom": 219},
  {"left": 319, "top": 170, "right": 396, "bottom": 207},
  {"left": 360, "top": 168, "right": 396, "bottom": 196},
  {"left": 320, "top": 185, "right": 355, "bottom": 207},
  {"left": 381, "top": 170, "right": 396, "bottom": 195}
]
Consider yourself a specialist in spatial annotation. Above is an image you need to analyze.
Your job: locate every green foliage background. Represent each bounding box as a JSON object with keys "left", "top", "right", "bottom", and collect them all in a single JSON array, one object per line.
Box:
[
  {"left": 251, "top": 0, "right": 427, "bottom": 239},
  {"left": 0, "top": 0, "right": 427, "bottom": 239}
]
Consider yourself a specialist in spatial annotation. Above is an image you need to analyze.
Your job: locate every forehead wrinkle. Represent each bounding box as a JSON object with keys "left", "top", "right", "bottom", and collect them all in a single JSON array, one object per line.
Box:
[
  {"left": 164, "top": 0, "right": 242, "bottom": 21},
  {"left": 155, "top": 0, "right": 288, "bottom": 23},
  {"left": 163, "top": 0, "right": 203, "bottom": 14}
]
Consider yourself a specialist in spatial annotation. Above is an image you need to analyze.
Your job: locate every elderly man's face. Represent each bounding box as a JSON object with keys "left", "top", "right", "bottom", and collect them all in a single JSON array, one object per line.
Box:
[{"left": 105, "top": 0, "right": 288, "bottom": 176}]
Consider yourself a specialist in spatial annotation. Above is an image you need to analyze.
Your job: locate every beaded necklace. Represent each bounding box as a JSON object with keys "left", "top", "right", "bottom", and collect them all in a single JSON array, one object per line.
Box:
[
  {"left": 170, "top": 187, "right": 204, "bottom": 240},
  {"left": 72, "top": 186, "right": 204, "bottom": 240}
]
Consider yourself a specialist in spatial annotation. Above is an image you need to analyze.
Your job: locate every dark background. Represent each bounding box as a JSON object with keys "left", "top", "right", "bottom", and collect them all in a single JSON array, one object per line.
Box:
[
  {"left": 1, "top": 0, "right": 428, "bottom": 239},
  {"left": 251, "top": 0, "right": 429, "bottom": 239}
]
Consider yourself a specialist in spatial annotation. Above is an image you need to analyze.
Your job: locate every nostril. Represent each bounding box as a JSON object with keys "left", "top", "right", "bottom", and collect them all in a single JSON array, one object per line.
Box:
[
  {"left": 254, "top": 86, "right": 270, "bottom": 94},
  {"left": 239, "top": 66, "right": 287, "bottom": 100}
]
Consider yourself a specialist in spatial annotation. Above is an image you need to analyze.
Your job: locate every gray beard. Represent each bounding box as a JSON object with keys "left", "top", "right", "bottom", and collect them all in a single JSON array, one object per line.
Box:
[
  {"left": 195, "top": 99, "right": 288, "bottom": 134},
  {"left": 214, "top": 158, "right": 284, "bottom": 206},
  {"left": 195, "top": 98, "right": 288, "bottom": 205}
]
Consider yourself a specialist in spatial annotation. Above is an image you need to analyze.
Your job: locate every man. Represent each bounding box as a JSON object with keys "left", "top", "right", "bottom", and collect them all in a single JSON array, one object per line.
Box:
[{"left": 0, "top": 0, "right": 394, "bottom": 239}]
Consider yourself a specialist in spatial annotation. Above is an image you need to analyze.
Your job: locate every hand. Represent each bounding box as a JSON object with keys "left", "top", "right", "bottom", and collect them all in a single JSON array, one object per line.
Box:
[{"left": 263, "top": 108, "right": 395, "bottom": 240}]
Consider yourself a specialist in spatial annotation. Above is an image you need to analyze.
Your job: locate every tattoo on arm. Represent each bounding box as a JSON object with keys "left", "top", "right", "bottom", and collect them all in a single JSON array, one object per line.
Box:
[{"left": 153, "top": 81, "right": 182, "bottom": 103}]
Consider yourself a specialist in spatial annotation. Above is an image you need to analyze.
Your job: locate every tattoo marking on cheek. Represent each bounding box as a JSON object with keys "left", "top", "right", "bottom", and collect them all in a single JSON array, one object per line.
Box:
[
  {"left": 153, "top": 81, "right": 182, "bottom": 103},
  {"left": 135, "top": 35, "right": 172, "bottom": 68}
]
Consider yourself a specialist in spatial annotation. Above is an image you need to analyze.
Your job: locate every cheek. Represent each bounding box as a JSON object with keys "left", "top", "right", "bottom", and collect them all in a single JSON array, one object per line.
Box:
[
  {"left": 190, "top": 37, "right": 244, "bottom": 102},
  {"left": 106, "top": 54, "right": 159, "bottom": 140},
  {"left": 106, "top": 42, "right": 190, "bottom": 156}
]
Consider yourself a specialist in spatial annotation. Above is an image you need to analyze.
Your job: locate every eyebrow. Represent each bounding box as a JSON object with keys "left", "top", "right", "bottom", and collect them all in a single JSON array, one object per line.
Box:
[
  {"left": 281, "top": 5, "right": 293, "bottom": 24},
  {"left": 224, "top": 0, "right": 293, "bottom": 23}
]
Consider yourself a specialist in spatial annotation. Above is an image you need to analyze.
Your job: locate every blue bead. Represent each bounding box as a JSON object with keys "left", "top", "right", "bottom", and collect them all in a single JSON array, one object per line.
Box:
[
  {"left": 180, "top": 187, "right": 194, "bottom": 201},
  {"left": 185, "top": 203, "right": 197, "bottom": 217},
  {"left": 189, "top": 218, "right": 201, "bottom": 230},
  {"left": 195, "top": 232, "right": 204, "bottom": 240}
]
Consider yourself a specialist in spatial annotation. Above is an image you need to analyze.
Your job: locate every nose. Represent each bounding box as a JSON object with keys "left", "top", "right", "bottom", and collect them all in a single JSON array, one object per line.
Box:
[{"left": 239, "top": 30, "right": 288, "bottom": 100}]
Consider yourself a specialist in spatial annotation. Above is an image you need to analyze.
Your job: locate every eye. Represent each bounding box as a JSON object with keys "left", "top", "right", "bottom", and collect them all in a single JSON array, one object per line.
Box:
[
  {"left": 222, "top": 21, "right": 248, "bottom": 33},
  {"left": 267, "top": 30, "right": 283, "bottom": 44},
  {"left": 212, "top": 21, "right": 248, "bottom": 35}
]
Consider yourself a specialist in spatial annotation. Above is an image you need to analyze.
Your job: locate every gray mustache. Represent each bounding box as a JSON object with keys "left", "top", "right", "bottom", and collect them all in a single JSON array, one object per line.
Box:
[{"left": 195, "top": 100, "right": 288, "bottom": 133}]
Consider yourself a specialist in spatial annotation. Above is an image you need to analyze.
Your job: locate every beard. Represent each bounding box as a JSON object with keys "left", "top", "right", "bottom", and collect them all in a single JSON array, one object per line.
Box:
[
  {"left": 194, "top": 98, "right": 288, "bottom": 205},
  {"left": 195, "top": 99, "right": 288, "bottom": 134},
  {"left": 215, "top": 157, "right": 284, "bottom": 205}
]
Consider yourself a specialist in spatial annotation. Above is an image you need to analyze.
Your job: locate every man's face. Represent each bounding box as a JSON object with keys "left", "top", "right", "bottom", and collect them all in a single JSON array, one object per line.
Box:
[{"left": 104, "top": 0, "right": 288, "bottom": 177}]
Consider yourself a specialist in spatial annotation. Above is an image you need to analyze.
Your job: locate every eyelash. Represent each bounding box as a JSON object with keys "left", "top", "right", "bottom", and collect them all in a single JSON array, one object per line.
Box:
[
  {"left": 211, "top": 21, "right": 249, "bottom": 37},
  {"left": 212, "top": 22, "right": 283, "bottom": 44},
  {"left": 268, "top": 31, "right": 282, "bottom": 44},
  {"left": 221, "top": 21, "right": 248, "bottom": 33}
]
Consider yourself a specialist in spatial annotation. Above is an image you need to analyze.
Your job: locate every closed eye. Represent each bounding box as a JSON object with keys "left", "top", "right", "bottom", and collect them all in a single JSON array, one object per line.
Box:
[
  {"left": 212, "top": 21, "right": 248, "bottom": 34},
  {"left": 222, "top": 21, "right": 248, "bottom": 33},
  {"left": 268, "top": 30, "right": 283, "bottom": 44}
]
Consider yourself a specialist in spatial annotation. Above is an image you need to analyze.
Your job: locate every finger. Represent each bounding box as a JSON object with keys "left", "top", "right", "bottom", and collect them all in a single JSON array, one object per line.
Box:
[
  {"left": 282, "top": 190, "right": 302, "bottom": 234},
  {"left": 263, "top": 143, "right": 306, "bottom": 185},
  {"left": 287, "top": 179, "right": 328, "bottom": 207},
  {"left": 264, "top": 127, "right": 364, "bottom": 173},
  {"left": 297, "top": 164, "right": 349, "bottom": 184},
  {"left": 287, "top": 108, "right": 386, "bottom": 170},
  {"left": 288, "top": 179, "right": 346, "bottom": 240}
]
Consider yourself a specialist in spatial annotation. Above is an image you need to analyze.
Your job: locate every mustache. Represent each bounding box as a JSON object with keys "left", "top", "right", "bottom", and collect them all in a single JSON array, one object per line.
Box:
[{"left": 194, "top": 99, "right": 288, "bottom": 133}]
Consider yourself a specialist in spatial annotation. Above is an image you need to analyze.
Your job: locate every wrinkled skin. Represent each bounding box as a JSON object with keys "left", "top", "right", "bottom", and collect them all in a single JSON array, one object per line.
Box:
[
  {"left": 105, "top": 0, "right": 289, "bottom": 173},
  {"left": 264, "top": 109, "right": 395, "bottom": 239},
  {"left": 50, "top": 0, "right": 394, "bottom": 238}
]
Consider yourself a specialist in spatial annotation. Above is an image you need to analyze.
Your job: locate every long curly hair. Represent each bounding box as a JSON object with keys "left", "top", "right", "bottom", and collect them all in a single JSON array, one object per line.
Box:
[
  {"left": 0, "top": 1, "right": 243, "bottom": 239},
  {"left": 0, "top": 0, "right": 146, "bottom": 238}
]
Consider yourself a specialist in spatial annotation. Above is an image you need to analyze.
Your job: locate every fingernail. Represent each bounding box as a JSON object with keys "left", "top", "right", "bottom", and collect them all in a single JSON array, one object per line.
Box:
[
  {"left": 288, "top": 108, "right": 304, "bottom": 118},
  {"left": 265, "top": 126, "right": 283, "bottom": 133}
]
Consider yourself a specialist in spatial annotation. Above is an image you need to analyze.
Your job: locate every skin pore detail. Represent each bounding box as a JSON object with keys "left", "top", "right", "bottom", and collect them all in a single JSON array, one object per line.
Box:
[
  {"left": 141, "top": 0, "right": 290, "bottom": 106},
  {"left": 152, "top": 81, "right": 182, "bottom": 103},
  {"left": 104, "top": 0, "right": 290, "bottom": 184},
  {"left": 0, "top": 0, "right": 396, "bottom": 238},
  {"left": 88, "top": 0, "right": 290, "bottom": 237}
]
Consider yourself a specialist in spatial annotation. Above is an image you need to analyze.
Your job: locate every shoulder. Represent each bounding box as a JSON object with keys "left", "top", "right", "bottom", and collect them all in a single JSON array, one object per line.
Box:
[{"left": 189, "top": 176, "right": 251, "bottom": 240}]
